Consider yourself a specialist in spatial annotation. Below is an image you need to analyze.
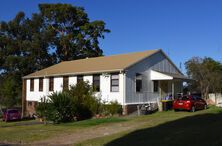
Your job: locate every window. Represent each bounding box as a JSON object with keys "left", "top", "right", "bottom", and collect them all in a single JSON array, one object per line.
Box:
[
  {"left": 30, "top": 78, "right": 34, "bottom": 91},
  {"left": 136, "top": 73, "right": 142, "bottom": 92},
  {"left": 49, "top": 77, "right": 54, "bottom": 91},
  {"left": 63, "top": 76, "right": 69, "bottom": 90},
  {"left": 111, "top": 74, "right": 119, "bottom": 92},
  {"left": 39, "top": 78, "right": 43, "bottom": 92},
  {"left": 77, "top": 75, "right": 83, "bottom": 83},
  {"left": 93, "top": 74, "right": 100, "bottom": 92},
  {"left": 153, "top": 80, "right": 159, "bottom": 92}
]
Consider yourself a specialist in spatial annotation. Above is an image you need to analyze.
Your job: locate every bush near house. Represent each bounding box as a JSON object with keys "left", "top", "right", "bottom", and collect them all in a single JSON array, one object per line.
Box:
[
  {"left": 36, "top": 81, "right": 122, "bottom": 123},
  {"left": 102, "top": 101, "right": 123, "bottom": 116},
  {"left": 37, "top": 92, "right": 76, "bottom": 123}
]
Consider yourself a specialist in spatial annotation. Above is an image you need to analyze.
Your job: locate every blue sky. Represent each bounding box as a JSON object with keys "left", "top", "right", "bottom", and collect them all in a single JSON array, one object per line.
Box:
[{"left": 1, "top": 0, "right": 222, "bottom": 73}]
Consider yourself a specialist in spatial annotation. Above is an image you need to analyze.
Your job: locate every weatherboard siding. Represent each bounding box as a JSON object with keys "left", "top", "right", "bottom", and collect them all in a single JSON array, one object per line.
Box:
[
  {"left": 26, "top": 73, "right": 124, "bottom": 104},
  {"left": 99, "top": 73, "right": 124, "bottom": 104},
  {"left": 26, "top": 78, "right": 48, "bottom": 102},
  {"left": 54, "top": 77, "right": 63, "bottom": 92},
  {"left": 125, "top": 51, "right": 180, "bottom": 104},
  {"left": 84, "top": 75, "right": 93, "bottom": 85},
  {"left": 69, "top": 76, "right": 77, "bottom": 86}
]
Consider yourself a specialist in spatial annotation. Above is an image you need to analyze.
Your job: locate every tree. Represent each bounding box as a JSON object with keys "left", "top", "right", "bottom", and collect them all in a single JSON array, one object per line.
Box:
[
  {"left": 0, "top": 3, "right": 110, "bottom": 107},
  {"left": 185, "top": 57, "right": 222, "bottom": 99},
  {"left": 0, "top": 76, "right": 20, "bottom": 108},
  {"left": 39, "top": 4, "right": 110, "bottom": 61}
]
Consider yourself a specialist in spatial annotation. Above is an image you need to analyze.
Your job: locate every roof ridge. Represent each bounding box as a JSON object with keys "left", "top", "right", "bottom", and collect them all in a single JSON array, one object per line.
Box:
[
  {"left": 65, "top": 49, "right": 161, "bottom": 63},
  {"left": 23, "top": 49, "right": 162, "bottom": 78},
  {"left": 123, "top": 49, "right": 161, "bottom": 69}
]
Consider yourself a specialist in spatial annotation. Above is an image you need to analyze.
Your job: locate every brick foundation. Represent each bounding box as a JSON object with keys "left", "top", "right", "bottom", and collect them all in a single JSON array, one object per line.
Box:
[
  {"left": 123, "top": 104, "right": 139, "bottom": 115},
  {"left": 123, "top": 103, "right": 160, "bottom": 115}
]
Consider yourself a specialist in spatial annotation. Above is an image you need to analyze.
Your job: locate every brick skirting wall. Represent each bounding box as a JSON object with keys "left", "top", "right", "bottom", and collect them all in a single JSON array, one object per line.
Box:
[{"left": 123, "top": 104, "right": 139, "bottom": 115}]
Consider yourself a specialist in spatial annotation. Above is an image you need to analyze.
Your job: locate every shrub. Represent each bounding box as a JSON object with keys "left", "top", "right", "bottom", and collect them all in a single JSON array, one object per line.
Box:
[
  {"left": 36, "top": 81, "right": 102, "bottom": 123},
  {"left": 103, "top": 101, "right": 122, "bottom": 116},
  {"left": 67, "top": 81, "right": 100, "bottom": 120},
  {"left": 49, "top": 92, "right": 76, "bottom": 123},
  {"left": 37, "top": 92, "right": 76, "bottom": 123},
  {"left": 36, "top": 81, "right": 123, "bottom": 123},
  {"left": 36, "top": 97, "right": 48, "bottom": 119}
]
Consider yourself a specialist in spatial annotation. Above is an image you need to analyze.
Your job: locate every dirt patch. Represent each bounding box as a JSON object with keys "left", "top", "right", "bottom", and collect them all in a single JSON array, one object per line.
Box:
[{"left": 32, "top": 121, "right": 146, "bottom": 145}]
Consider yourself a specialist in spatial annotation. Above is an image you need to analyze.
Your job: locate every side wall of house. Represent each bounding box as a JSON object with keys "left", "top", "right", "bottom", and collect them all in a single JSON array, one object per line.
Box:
[
  {"left": 25, "top": 73, "right": 124, "bottom": 114},
  {"left": 125, "top": 51, "right": 181, "bottom": 104},
  {"left": 99, "top": 73, "right": 124, "bottom": 104}
]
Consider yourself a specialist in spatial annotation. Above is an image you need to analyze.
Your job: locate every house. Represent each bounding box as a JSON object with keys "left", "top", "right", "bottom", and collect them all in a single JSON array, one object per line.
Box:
[{"left": 22, "top": 49, "right": 189, "bottom": 116}]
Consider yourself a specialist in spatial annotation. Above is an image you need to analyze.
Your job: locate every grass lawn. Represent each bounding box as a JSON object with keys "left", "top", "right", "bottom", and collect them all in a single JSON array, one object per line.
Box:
[
  {"left": 0, "top": 117, "right": 127, "bottom": 143},
  {"left": 77, "top": 106, "right": 222, "bottom": 146},
  {"left": 1, "top": 106, "right": 222, "bottom": 145}
]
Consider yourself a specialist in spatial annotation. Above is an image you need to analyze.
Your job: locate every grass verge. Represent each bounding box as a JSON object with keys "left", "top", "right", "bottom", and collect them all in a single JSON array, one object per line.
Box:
[
  {"left": 77, "top": 106, "right": 222, "bottom": 146},
  {"left": 0, "top": 117, "right": 127, "bottom": 143}
]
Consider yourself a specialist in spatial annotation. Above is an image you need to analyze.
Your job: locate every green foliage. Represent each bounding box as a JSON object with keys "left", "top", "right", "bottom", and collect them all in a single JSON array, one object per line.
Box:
[
  {"left": 0, "top": 76, "right": 20, "bottom": 108},
  {"left": 36, "top": 97, "right": 48, "bottom": 119},
  {"left": 67, "top": 81, "right": 100, "bottom": 120},
  {"left": 36, "top": 81, "right": 122, "bottom": 123},
  {"left": 37, "top": 92, "right": 76, "bottom": 123},
  {"left": 0, "top": 3, "right": 109, "bottom": 107},
  {"left": 48, "top": 92, "right": 76, "bottom": 123},
  {"left": 185, "top": 57, "right": 222, "bottom": 98},
  {"left": 103, "top": 101, "right": 123, "bottom": 116},
  {"left": 36, "top": 81, "right": 103, "bottom": 123}
]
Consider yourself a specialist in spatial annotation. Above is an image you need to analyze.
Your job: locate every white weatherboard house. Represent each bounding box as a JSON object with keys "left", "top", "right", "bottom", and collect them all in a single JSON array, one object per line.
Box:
[{"left": 22, "top": 49, "right": 189, "bottom": 116}]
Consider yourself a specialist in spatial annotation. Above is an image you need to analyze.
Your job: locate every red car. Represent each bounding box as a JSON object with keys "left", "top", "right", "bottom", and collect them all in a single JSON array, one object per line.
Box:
[
  {"left": 2, "top": 109, "right": 21, "bottom": 122},
  {"left": 173, "top": 95, "right": 207, "bottom": 112}
]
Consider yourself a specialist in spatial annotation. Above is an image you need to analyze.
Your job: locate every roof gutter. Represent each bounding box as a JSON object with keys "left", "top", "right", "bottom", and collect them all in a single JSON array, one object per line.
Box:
[{"left": 22, "top": 69, "right": 124, "bottom": 79}]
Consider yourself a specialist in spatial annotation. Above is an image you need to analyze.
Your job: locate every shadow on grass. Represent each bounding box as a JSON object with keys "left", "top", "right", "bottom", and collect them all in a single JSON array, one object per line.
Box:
[{"left": 106, "top": 111, "right": 222, "bottom": 146}]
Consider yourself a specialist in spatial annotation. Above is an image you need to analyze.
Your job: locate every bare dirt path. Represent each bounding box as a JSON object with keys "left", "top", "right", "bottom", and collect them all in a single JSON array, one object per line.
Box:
[{"left": 32, "top": 120, "right": 146, "bottom": 146}]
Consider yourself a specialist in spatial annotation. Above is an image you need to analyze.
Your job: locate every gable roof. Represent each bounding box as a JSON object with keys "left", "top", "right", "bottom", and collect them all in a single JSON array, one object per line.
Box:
[{"left": 23, "top": 49, "right": 179, "bottom": 78}]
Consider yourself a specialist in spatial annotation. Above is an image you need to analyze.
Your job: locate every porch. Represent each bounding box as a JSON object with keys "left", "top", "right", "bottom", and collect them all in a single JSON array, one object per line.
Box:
[
  {"left": 124, "top": 70, "right": 190, "bottom": 112},
  {"left": 150, "top": 70, "right": 191, "bottom": 99}
]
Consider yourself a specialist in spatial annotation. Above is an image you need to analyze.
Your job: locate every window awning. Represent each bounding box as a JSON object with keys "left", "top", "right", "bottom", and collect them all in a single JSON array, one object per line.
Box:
[{"left": 150, "top": 70, "right": 191, "bottom": 81}]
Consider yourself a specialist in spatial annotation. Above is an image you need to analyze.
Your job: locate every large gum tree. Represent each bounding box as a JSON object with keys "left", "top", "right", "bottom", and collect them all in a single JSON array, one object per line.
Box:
[{"left": 0, "top": 3, "right": 110, "bottom": 107}]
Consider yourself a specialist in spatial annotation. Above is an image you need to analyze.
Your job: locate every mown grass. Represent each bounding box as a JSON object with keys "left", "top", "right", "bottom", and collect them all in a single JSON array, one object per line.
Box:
[
  {"left": 0, "top": 117, "right": 127, "bottom": 143},
  {"left": 1, "top": 106, "right": 222, "bottom": 145},
  {"left": 63, "top": 117, "right": 127, "bottom": 127},
  {"left": 77, "top": 106, "right": 222, "bottom": 146}
]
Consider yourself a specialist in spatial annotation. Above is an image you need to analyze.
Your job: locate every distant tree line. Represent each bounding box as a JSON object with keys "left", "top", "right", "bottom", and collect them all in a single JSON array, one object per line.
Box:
[
  {"left": 0, "top": 3, "right": 110, "bottom": 108},
  {"left": 185, "top": 57, "right": 222, "bottom": 98}
]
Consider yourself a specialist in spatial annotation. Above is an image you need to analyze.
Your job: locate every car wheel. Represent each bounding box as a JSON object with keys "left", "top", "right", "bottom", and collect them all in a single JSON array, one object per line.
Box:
[{"left": 191, "top": 106, "right": 195, "bottom": 112}]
